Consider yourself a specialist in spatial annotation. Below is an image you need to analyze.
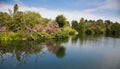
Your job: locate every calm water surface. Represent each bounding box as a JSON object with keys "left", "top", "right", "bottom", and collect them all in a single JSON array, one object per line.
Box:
[{"left": 0, "top": 35, "right": 120, "bottom": 69}]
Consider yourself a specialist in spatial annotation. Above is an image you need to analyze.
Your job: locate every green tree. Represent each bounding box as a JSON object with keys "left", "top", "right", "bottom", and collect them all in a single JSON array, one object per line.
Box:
[
  {"left": 104, "top": 20, "right": 112, "bottom": 35},
  {"left": 110, "top": 22, "right": 120, "bottom": 35},
  {"left": 71, "top": 20, "right": 78, "bottom": 31},
  {"left": 0, "top": 12, "right": 11, "bottom": 28},
  {"left": 8, "top": 11, "right": 24, "bottom": 32},
  {"left": 78, "top": 17, "right": 85, "bottom": 34},
  {"left": 55, "top": 15, "right": 66, "bottom": 27},
  {"left": 24, "top": 11, "right": 42, "bottom": 28},
  {"left": 96, "top": 19, "right": 103, "bottom": 24},
  {"left": 64, "top": 21, "right": 70, "bottom": 27}
]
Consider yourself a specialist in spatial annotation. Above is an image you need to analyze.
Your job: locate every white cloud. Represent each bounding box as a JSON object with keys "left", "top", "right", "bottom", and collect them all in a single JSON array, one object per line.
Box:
[
  {"left": 84, "top": 0, "right": 120, "bottom": 13},
  {"left": 0, "top": 3, "right": 120, "bottom": 23}
]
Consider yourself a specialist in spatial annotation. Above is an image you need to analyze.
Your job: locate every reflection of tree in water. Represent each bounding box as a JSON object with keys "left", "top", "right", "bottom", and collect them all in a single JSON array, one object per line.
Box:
[
  {"left": 0, "top": 40, "right": 44, "bottom": 64},
  {"left": 55, "top": 46, "right": 65, "bottom": 58},
  {"left": 45, "top": 39, "right": 67, "bottom": 59},
  {"left": 71, "top": 34, "right": 85, "bottom": 45},
  {"left": 0, "top": 46, "right": 6, "bottom": 58},
  {"left": 0, "top": 39, "right": 68, "bottom": 64},
  {"left": 71, "top": 35, "right": 79, "bottom": 44},
  {"left": 71, "top": 34, "right": 105, "bottom": 46}
]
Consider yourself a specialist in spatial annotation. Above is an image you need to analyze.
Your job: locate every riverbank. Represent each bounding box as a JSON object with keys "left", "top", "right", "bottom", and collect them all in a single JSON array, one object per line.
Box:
[{"left": 0, "top": 29, "right": 77, "bottom": 41}]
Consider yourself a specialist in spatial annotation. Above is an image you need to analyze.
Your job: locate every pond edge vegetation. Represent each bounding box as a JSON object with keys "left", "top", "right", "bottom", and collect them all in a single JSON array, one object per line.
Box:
[{"left": 0, "top": 4, "right": 120, "bottom": 41}]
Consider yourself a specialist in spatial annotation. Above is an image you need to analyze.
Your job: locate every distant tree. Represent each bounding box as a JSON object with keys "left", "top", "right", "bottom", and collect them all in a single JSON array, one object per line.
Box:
[
  {"left": 105, "top": 20, "right": 111, "bottom": 24},
  {"left": 64, "top": 21, "right": 70, "bottom": 27},
  {"left": 97, "top": 19, "right": 103, "bottom": 23},
  {"left": 85, "top": 28, "right": 94, "bottom": 35},
  {"left": 110, "top": 22, "right": 120, "bottom": 35},
  {"left": 80, "top": 17, "right": 84, "bottom": 24},
  {"left": 78, "top": 17, "right": 85, "bottom": 34},
  {"left": 55, "top": 15, "right": 66, "bottom": 27},
  {"left": 85, "top": 19, "right": 88, "bottom": 23},
  {"left": 71, "top": 20, "right": 78, "bottom": 31},
  {"left": 104, "top": 20, "right": 112, "bottom": 35},
  {"left": 41, "top": 18, "right": 50, "bottom": 25}
]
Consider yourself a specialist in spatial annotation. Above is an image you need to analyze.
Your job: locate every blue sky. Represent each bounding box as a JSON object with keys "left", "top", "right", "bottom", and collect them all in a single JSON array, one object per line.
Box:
[{"left": 0, "top": 0, "right": 120, "bottom": 22}]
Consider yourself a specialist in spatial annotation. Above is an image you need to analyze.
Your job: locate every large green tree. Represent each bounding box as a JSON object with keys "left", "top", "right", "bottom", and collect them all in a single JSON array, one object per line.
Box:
[{"left": 55, "top": 15, "right": 66, "bottom": 27}]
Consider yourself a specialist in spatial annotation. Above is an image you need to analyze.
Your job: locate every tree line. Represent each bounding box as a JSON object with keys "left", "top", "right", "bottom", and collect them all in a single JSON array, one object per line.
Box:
[
  {"left": 0, "top": 4, "right": 120, "bottom": 36},
  {"left": 71, "top": 18, "right": 120, "bottom": 35}
]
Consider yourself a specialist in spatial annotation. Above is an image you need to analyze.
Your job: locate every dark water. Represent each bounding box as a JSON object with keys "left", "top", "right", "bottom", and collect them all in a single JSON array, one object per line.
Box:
[{"left": 0, "top": 35, "right": 120, "bottom": 69}]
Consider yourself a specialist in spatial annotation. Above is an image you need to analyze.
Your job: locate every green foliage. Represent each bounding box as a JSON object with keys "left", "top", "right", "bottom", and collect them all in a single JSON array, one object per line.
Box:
[
  {"left": 0, "top": 33, "right": 25, "bottom": 41},
  {"left": 52, "top": 31, "right": 69, "bottom": 39},
  {"left": 71, "top": 20, "right": 79, "bottom": 31},
  {"left": 85, "top": 28, "right": 94, "bottom": 35},
  {"left": 80, "top": 17, "right": 84, "bottom": 24},
  {"left": 78, "top": 17, "right": 85, "bottom": 34},
  {"left": 8, "top": 11, "right": 25, "bottom": 32},
  {"left": 63, "top": 26, "right": 77, "bottom": 35},
  {"left": 72, "top": 18, "right": 120, "bottom": 36},
  {"left": 0, "top": 4, "right": 120, "bottom": 41},
  {"left": 64, "top": 21, "right": 70, "bottom": 27},
  {"left": 38, "top": 32, "right": 51, "bottom": 39},
  {"left": 27, "top": 32, "right": 47, "bottom": 40},
  {"left": 69, "top": 30, "right": 76, "bottom": 35},
  {"left": 0, "top": 12, "right": 11, "bottom": 27},
  {"left": 109, "top": 22, "right": 120, "bottom": 35},
  {"left": 71, "top": 18, "right": 85, "bottom": 34},
  {"left": 7, "top": 7, "right": 42, "bottom": 33},
  {"left": 41, "top": 18, "right": 50, "bottom": 25},
  {"left": 24, "top": 11, "right": 41, "bottom": 27},
  {"left": 55, "top": 15, "right": 66, "bottom": 27}
]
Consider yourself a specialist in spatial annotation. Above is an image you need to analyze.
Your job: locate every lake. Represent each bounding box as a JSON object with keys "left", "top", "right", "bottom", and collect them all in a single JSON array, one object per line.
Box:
[{"left": 0, "top": 35, "right": 120, "bottom": 69}]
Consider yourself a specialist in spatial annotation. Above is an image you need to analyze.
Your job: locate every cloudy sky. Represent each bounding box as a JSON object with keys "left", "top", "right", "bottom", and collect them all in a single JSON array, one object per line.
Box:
[{"left": 0, "top": 0, "right": 120, "bottom": 22}]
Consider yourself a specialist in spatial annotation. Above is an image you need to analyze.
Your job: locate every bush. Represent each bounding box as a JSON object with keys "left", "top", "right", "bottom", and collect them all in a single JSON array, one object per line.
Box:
[
  {"left": 0, "top": 33, "right": 25, "bottom": 41},
  {"left": 69, "top": 30, "right": 76, "bottom": 35},
  {"left": 85, "top": 28, "right": 94, "bottom": 35},
  {"left": 52, "top": 31, "right": 69, "bottom": 39},
  {"left": 38, "top": 32, "right": 51, "bottom": 39},
  {"left": 62, "top": 26, "right": 77, "bottom": 35}
]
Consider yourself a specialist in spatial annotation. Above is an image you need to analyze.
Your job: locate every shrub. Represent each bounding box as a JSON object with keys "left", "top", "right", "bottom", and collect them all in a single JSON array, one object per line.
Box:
[
  {"left": 52, "top": 31, "right": 69, "bottom": 39},
  {"left": 62, "top": 26, "right": 77, "bottom": 35},
  {"left": 85, "top": 28, "right": 94, "bottom": 35},
  {"left": 0, "top": 33, "right": 25, "bottom": 41}
]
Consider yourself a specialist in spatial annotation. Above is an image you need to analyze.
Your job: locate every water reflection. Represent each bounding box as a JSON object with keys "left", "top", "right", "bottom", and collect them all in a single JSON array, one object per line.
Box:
[
  {"left": 45, "top": 39, "right": 67, "bottom": 58},
  {"left": 71, "top": 34, "right": 120, "bottom": 48},
  {"left": 0, "top": 40, "right": 43, "bottom": 64},
  {"left": 0, "top": 38, "right": 68, "bottom": 64},
  {"left": 0, "top": 36, "right": 120, "bottom": 69}
]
